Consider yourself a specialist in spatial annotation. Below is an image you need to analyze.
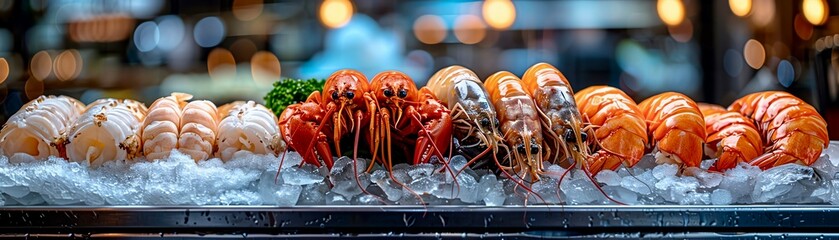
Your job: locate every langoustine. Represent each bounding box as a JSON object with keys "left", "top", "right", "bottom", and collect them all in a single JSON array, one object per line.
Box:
[
  {"left": 484, "top": 71, "right": 544, "bottom": 183},
  {"left": 697, "top": 103, "right": 763, "bottom": 171},
  {"left": 637, "top": 92, "right": 706, "bottom": 168},
  {"left": 574, "top": 86, "right": 648, "bottom": 175},
  {"left": 216, "top": 101, "right": 284, "bottom": 161},
  {"left": 426, "top": 65, "right": 503, "bottom": 168},
  {"left": 521, "top": 63, "right": 588, "bottom": 167},
  {"left": 728, "top": 91, "right": 828, "bottom": 170},
  {"left": 0, "top": 95, "right": 85, "bottom": 163},
  {"left": 141, "top": 93, "right": 220, "bottom": 161},
  {"left": 66, "top": 99, "right": 148, "bottom": 167}
]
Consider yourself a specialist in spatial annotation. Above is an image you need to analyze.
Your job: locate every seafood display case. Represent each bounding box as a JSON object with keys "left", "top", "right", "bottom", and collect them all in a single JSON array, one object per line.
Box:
[{"left": 1, "top": 0, "right": 839, "bottom": 238}]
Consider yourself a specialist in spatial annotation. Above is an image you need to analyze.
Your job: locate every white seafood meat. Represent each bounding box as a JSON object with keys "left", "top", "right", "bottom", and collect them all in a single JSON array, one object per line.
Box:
[
  {"left": 141, "top": 93, "right": 189, "bottom": 160},
  {"left": 216, "top": 101, "right": 283, "bottom": 161},
  {"left": 66, "top": 99, "right": 147, "bottom": 167},
  {"left": 0, "top": 95, "right": 85, "bottom": 163},
  {"left": 178, "top": 98, "right": 219, "bottom": 161}
]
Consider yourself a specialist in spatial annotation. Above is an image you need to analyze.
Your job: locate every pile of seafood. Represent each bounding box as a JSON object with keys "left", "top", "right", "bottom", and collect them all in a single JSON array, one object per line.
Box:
[{"left": 0, "top": 63, "right": 834, "bottom": 206}]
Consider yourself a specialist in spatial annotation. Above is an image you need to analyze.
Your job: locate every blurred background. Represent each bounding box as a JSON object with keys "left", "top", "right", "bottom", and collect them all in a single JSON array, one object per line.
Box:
[{"left": 0, "top": 0, "right": 837, "bottom": 137}]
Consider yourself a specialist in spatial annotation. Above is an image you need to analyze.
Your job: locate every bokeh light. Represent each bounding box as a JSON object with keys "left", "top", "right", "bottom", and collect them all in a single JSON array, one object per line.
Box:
[
  {"left": 0, "top": 58, "right": 8, "bottom": 84},
  {"left": 743, "top": 39, "right": 765, "bottom": 69},
  {"left": 777, "top": 59, "right": 794, "bottom": 87},
  {"left": 232, "top": 0, "right": 263, "bottom": 21},
  {"left": 320, "top": 0, "right": 353, "bottom": 29},
  {"left": 657, "top": 0, "right": 685, "bottom": 26},
  {"left": 413, "top": 15, "right": 446, "bottom": 44},
  {"left": 794, "top": 14, "right": 813, "bottom": 40},
  {"left": 723, "top": 49, "right": 743, "bottom": 77},
  {"left": 24, "top": 77, "right": 44, "bottom": 100},
  {"left": 156, "top": 15, "right": 185, "bottom": 51},
  {"left": 194, "top": 17, "right": 226, "bottom": 48},
  {"left": 250, "top": 51, "right": 281, "bottom": 84},
  {"left": 454, "top": 15, "right": 486, "bottom": 45},
  {"left": 207, "top": 48, "right": 236, "bottom": 80},
  {"left": 134, "top": 21, "right": 160, "bottom": 52},
  {"left": 802, "top": 0, "right": 828, "bottom": 25},
  {"left": 54, "top": 49, "right": 82, "bottom": 81},
  {"left": 230, "top": 38, "right": 258, "bottom": 62},
  {"left": 750, "top": 0, "right": 775, "bottom": 27},
  {"left": 482, "top": 0, "right": 516, "bottom": 30},
  {"left": 30, "top": 51, "right": 51, "bottom": 81},
  {"left": 729, "top": 0, "right": 752, "bottom": 17}
]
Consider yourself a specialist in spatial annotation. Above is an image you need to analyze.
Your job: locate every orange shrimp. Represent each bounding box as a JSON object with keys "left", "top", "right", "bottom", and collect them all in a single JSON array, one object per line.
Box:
[
  {"left": 728, "top": 91, "right": 828, "bottom": 170},
  {"left": 698, "top": 103, "right": 763, "bottom": 171},
  {"left": 484, "top": 71, "right": 545, "bottom": 183},
  {"left": 638, "top": 92, "right": 706, "bottom": 168},
  {"left": 521, "top": 63, "right": 588, "bottom": 168},
  {"left": 574, "top": 86, "right": 648, "bottom": 174}
]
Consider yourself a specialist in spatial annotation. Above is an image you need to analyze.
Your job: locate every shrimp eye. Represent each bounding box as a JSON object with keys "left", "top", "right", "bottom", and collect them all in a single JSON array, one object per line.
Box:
[
  {"left": 345, "top": 91, "right": 355, "bottom": 99},
  {"left": 480, "top": 118, "right": 490, "bottom": 127},
  {"left": 564, "top": 130, "right": 576, "bottom": 142},
  {"left": 516, "top": 144, "right": 526, "bottom": 154},
  {"left": 383, "top": 89, "right": 393, "bottom": 97},
  {"left": 331, "top": 92, "right": 339, "bottom": 100},
  {"left": 580, "top": 132, "right": 587, "bottom": 142},
  {"left": 397, "top": 89, "right": 408, "bottom": 98},
  {"left": 530, "top": 144, "right": 539, "bottom": 154}
]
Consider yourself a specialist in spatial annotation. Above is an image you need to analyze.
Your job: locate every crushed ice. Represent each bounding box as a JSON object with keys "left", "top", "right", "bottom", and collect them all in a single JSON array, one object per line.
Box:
[{"left": 1, "top": 142, "right": 839, "bottom": 206}]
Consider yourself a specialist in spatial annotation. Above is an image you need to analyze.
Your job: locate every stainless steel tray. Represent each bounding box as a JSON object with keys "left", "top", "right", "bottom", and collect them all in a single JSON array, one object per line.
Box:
[{"left": 1, "top": 205, "right": 837, "bottom": 238}]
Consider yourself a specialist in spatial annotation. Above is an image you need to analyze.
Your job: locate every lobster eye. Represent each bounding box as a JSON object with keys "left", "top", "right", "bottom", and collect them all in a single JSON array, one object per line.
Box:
[
  {"left": 397, "top": 89, "right": 408, "bottom": 98},
  {"left": 345, "top": 91, "right": 355, "bottom": 99},
  {"left": 516, "top": 144, "right": 526, "bottom": 154},
  {"left": 564, "top": 130, "right": 576, "bottom": 142},
  {"left": 480, "top": 118, "right": 490, "bottom": 127},
  {"left": 331, "top": 92, "right": 339, "bottom": 100},
  {"left": 530, "top": 144, "right": 539, "bottom": 154},
  {"left": 580, "top": 132, "right": 587, "bottom": 142},
  {"left": 383, "top": 89, "right": 393, "bottom": 97}
]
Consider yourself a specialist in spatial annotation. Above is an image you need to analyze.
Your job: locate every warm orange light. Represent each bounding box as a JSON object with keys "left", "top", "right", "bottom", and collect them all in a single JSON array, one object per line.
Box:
[
  {"left": 743, "top": 39, "right": 765, "bottom": 69},
  {"left": 794, "top": 14, "right": 813, "bottom": 40},
  {"left": 667, "top": 19, "right": 693, "bottom": 43},
  {"left": 233, "top": 0, "right": 263, "bottom": 21},
  {"left": 482, "top": 0, "right": 516, "bottom": 30},
  {"left": 0, "top": 58, "right": 8, "bottom": 85},
  {"left": 413, "top": 15, "right": 447, "bottom": 44},
  {"left": 30, "top": 51, "right": 51, "bottom": 81},
  {"left": 657, "top": 0, "right": 685, "bottom": 26},
  {"left": 54, "top": 49, "right": 82, "bottom": 81},
  {"left": 24, "top": 77, "right": 44, "bottom": 100},
  {"left": 454, "top": 15, "right": 486, "bottom": 45},
  {"left": 207, "top": 48, "right": 236, "bottom": 80},
  {"left": 803, "top": 0, "right": 829, "bottom": 25},
  {"left": 251, "top": 51, "right": 281, "bottom": 84},
  {"left": 319, "top": 0, "right": 353, "bottom": 28},
  {"left": 750, "top": 0, "right": 775, "bottom": 27},
  {"left": 729, "top": 0, "right": 752, "bottom": 17}
]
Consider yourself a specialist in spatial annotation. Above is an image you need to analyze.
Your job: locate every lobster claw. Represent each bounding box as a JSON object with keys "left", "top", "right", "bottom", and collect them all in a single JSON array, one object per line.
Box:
[
  {"left": 278, "top": 92, "right": 335, "bottom": 169},
  {"left": 411, "top": 88, "right": 453, "bottom": 165}
]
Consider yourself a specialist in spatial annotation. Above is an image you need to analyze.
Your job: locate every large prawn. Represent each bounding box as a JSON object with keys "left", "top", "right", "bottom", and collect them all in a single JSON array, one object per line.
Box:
[
  {"left": 574, "top": 86, "right": 648, "bottom": 175},
  {"left": 638, "top": 92, "right": 706, "bottom": 169},
  {"left": 521, "top": 63, "right": 588, "bottom": 168},
  {"left": 426, "top": 65, "right": 504, "bottom": 169},
  {"left": 728, "top": 91, "right": 828, "bottom": 170},
  {"left": 697, "top": 103, "right": 763, "bottom": 171}
]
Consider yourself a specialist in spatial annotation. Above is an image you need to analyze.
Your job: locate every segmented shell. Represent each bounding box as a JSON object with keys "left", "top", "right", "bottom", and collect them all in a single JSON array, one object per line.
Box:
[
  {"left": 141, "top": 93, "right": 190, "bottom": 160},
  {"left": 216, "top": 101, "right": 283, "bottom": 161},
  {"left": 66, "top": 99, "right": 147, "bottom": 167},
  {"left": 178, "top": 98, "right": 219, "bottom": 161},
  {"left": 0, "top": 95, "right": 85, "bottom": 163}
]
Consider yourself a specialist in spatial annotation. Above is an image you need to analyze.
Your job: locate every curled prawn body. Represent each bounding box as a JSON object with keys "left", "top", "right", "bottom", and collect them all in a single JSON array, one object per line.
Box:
[
  {"left": 574, "top": 86, "right": 648, "bottom": 175},
  {"left": 638, "top": 92, "right": 706, "bottom": 168},
  {"left": 485, "top": 71, "right": 544, "bottom": 183},
  {"left": 728, "top": 91, "right": 828, "bottom": 169},
  {"left": 697, "top": 103, "right": 763, "bottom": 171},
  {"left": 426, "top": 65, "right": 502, "bottom": 166},
  {"left": 521, "top": 63, "right": 587, "bottom": 167}
]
